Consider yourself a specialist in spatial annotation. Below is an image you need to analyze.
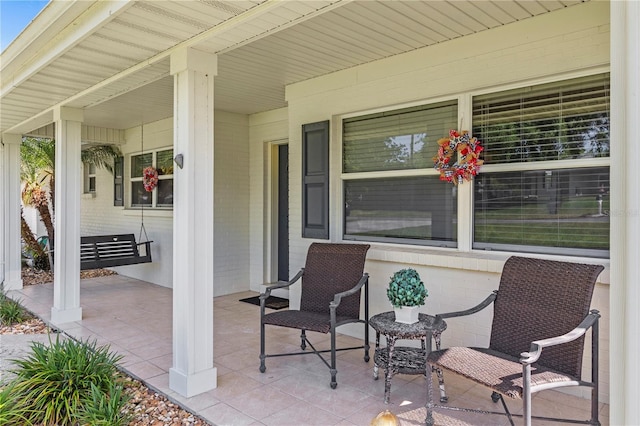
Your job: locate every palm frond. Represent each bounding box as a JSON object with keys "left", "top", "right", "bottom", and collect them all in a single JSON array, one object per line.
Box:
[
  {"left": 81, "top": 145, "right": 123, "bottom": 174},
  {"left": 21, "top": 137, "right": 54, "bottom": 177}
]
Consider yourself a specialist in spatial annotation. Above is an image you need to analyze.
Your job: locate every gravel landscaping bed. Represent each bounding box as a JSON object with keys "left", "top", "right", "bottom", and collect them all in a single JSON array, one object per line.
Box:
[
  {"left": 2, "top": 268, "right": 210, "bottom": 426},
  {"left": 21, "top": 266, "right": 118, "bottom": 286}
]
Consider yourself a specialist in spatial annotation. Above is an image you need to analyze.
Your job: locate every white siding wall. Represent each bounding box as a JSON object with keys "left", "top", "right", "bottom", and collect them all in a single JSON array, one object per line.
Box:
[
  {"left": 255, "top": 1, "right": 611, "bottom": 402},
  {"left": 81, "top": 111, "right": 251, "bottom": 295},
  {"left": 213, "top": 111, "right": 250, "bottom": 296}
]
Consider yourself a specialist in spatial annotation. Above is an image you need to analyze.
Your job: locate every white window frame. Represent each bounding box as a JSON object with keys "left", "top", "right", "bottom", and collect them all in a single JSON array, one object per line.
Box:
[
  {"left": 128, "top": 148, "right": 174, "bottom": 209},
  {"left": 83, "top": 163, "right": 96, "bottom": 194},
  {"left": 469, "top": 72, "right": 610, "bottom": 258},
  {"left": 335, "top": 69, "right": 610, "bottom": 260},
  {"left": 337, "top": 95, "right": 462, "bottom": 248}
]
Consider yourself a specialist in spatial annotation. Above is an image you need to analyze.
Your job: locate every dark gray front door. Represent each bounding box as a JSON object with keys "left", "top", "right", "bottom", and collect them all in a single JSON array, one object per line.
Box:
[{"left": 278, "top": 144, "right": 289, "bottom": 281}]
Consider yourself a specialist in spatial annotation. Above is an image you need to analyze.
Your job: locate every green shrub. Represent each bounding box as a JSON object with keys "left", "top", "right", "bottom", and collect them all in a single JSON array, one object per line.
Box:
[
  {"left": 386, "top": 268, "right": 428, "bottom": 307},
  {"left": 9, "top": 336, "right": 123, "bottom": 425},
  {"left": 0, "top": 382, "right": 33, "bottom": 426},
  {"left": 76, "top": 382, "right": 133, "bottom": 426},
  {"left": 0, "top": 287, "right": 25, "bottom": 325}
]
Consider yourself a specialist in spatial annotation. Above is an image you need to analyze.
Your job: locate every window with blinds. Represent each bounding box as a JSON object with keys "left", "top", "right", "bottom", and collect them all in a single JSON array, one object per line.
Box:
[
  {"left": 343, "top": 101, "right": 457, "bottom": 173},
  {"left": 472, "top": 73, "right": 610, "bottom": 257},
  {"left": 342, "top": 100, "right": 458, "bottom": 246}
]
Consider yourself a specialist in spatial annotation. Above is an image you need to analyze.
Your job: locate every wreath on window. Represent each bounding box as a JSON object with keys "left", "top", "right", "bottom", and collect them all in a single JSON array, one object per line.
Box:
[
  {"left": 142, "top": 166, "right": 158, "bottom": 192},
  {"left": 433, "top": 130, "right": 484, "bottom": 185}
]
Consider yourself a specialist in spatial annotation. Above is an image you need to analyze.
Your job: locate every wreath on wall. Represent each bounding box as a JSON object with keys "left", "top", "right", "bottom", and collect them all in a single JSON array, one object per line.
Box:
[
  {"left": 142, "top": 166, "right": 158, "bottom": 192},
  {"left": 433, "top": 130, "right": 484, "bottom": 185}
]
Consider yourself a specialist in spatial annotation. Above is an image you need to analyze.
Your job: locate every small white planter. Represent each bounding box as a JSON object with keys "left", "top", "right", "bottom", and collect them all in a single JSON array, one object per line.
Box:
[{"left": 393, "top": 306, "right": 420, "bottom": 324}]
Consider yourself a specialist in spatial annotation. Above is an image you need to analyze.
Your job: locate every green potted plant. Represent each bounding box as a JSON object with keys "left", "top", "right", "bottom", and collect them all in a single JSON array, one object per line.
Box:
[{"left": 387, "top": 268, "right": 427, "bottom": 324}]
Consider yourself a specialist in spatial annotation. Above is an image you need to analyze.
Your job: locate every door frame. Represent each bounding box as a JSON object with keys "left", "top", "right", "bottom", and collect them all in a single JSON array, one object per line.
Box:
[{"left": 266, "top": 139, "right": 288, "bottom": 283}]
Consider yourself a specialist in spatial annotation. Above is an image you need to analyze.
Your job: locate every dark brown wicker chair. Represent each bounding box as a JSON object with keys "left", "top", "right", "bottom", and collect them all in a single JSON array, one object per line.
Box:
[
  {"left": 259, "top": 243, "right": 370, "bottom": 389},
  {"left": 425, "top": 256, "right": 604, "bottom": 426}
]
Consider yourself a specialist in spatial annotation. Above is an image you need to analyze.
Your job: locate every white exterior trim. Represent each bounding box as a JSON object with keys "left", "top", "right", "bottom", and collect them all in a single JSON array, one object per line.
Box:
[
  {"left": 51, "top": 106, "right": 83, "bottom": 324},
  {"left": 0, "top": 133, "right": 23, "bottom": 290},
  {"left": 0, "top": 1, "right": 133, "bottom": 99},
  {"left": 169, "top": 47, "right": 217, "bottom": 397},
  {"left": 610, "top": 0, "right": 640, "bottom": 423}
]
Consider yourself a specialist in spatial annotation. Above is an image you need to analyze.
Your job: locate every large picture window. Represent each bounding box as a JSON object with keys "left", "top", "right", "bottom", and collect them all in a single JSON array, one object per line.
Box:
[
  {"left": 130, "top": 148, "right": 174, "bottom": 208},
  {"left": 472, "top": 73, "right": 610, "bottom": 257},
  {"left": 342, "top": 100, "right": 458, "bottom": 246}
]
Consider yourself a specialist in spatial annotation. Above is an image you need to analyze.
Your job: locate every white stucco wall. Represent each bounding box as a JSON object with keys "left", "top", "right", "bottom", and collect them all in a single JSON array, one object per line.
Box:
[
  {"left": 81, "top": 111, "right": 250, "bottom": 295},
  {"left": 264, "top": 0, "right": 612, "bottom": 402}
]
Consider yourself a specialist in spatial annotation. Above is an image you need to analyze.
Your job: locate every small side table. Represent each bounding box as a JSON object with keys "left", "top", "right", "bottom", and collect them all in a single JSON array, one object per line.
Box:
[{"left": 370, "top": 311, "right": 448, "bottom": 404}]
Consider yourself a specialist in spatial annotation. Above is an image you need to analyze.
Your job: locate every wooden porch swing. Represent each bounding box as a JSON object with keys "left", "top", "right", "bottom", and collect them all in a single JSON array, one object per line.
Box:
[
  {"left": 80, "top": 233, "right": 152, "bottom": 270},
  {"left": 80, "top": 123, "right": 154, "bottom": 270}
]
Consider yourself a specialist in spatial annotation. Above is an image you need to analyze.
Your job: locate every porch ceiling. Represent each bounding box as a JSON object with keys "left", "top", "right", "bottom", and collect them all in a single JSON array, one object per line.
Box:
[{"left": 1, "top": 0, "right": 586, "bottom": 134}]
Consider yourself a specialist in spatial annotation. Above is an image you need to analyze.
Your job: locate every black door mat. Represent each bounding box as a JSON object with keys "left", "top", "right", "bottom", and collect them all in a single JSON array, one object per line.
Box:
[{"left": 239, "top": 295, "right": 289, "bottom": 310}]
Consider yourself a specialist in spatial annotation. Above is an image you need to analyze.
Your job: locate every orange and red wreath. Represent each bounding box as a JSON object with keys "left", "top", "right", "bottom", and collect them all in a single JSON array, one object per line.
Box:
[
  {"left": 433, "top": 130, "right": 484, "bottom": 185},
  {"left": 142, "top": 166, "right": 158, "bottom": 192}
]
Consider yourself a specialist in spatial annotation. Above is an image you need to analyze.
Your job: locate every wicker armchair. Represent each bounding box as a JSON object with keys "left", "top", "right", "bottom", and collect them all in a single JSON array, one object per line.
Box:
[
  {"left": 426, "top": 256, "right": 604, "bottom": 426},
  {"left": 259, "top": 243, "right": 370, "bottom": 389}
]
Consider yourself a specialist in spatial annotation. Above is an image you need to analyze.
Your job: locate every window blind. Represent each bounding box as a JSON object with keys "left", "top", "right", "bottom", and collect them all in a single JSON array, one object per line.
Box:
[
  {"left": 473, "top": 73, "right": 610, "bottom": 164},
  {"left": 343, "top": 101, "right": 457, "bottom": 173}
]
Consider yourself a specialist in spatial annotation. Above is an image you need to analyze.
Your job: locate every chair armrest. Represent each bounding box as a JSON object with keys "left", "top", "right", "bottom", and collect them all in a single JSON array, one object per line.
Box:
[
  {"left": 330, "top": 273, "right": 369, "bottom": 309},
  {"left": 136, "top": 241, "right": 154, "bottom": 246},
  {"left": 260, "top": 269, "right": 304, "bottom": 299},
  {"left": 434, "top": 290, "right": 498, "bottom": 325},
  {"left": 520, "top": 309, "right": 600, "bottom": 365}
]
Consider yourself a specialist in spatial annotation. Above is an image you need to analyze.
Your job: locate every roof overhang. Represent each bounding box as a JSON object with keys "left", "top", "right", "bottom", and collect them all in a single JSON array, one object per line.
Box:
[{"left": 1, "top": 0, "right": 593, "bottom": 135}]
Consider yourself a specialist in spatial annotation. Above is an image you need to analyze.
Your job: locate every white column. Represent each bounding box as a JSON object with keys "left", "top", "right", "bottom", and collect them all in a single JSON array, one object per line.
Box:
[
  {"left": 51, "top": 107, "right": 83, "bottom": 324},
  {"left": 610, "top": 1, "right": 640, "bottom": 424},
  {"left": 169, "top": 47, "right": 217, "bottom": 397},
  {"left": 1, "top": 133, "right": 23, "bottom": 290}
]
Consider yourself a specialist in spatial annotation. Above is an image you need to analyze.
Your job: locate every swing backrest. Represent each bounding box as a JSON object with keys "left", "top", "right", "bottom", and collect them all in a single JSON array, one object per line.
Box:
[{"left": 80, "top": 234, "right": 152, "bottom": 270}]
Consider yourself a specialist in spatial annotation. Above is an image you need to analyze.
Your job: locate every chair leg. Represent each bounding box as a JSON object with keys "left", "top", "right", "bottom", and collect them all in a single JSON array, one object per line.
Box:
[
  {"left": 495, "top": 393, "right": 515, "bottom": 426},
  {"left": 435, "top": 366, "right": 448, "bottom": 403},
  {"left": 300, "top": 330, "right": 307, "bottom": 350},
  {"left": 330, "top": 326, "right": 337, "bottom": 389},
  {"left": 364, "top": 278, "right": 370, "bottom": 363},
  {"left": 364, "top": 319, "right": 370, "bottom": 363},
  {"left": 259, "top": 322, "right": 266, "bottom": 373},
  {"left": 523, "top": 364, "right": 532, "bottom": 426},
  {"left": 432, "top": 332, "right": 447, "bottom": 402},
  {"left": 591, "top": 316, "right": 601, "bottom": 425},
  {"left": 425, "top": 362, "right": 435, "bottom": 426}
]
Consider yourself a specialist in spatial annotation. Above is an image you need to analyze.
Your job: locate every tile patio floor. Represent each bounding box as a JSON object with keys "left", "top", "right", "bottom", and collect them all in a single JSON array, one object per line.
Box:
[{"left": 9, "top": 274, "right": 609, "bottom": 425}]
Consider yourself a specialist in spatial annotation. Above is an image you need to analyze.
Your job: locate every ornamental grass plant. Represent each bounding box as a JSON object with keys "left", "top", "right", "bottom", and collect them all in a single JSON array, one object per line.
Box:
[
  {"left": 0, "top": 382, "right": 32, "bottom": 425},
  {"left": 0, "top": 285, "right": 25, "bottom": 325},
  {"left": 5, "top": 336, "right": 127, "bottom": 425},
  {"left": 75, "top": 382, "right": 133, "bottom": 426}
]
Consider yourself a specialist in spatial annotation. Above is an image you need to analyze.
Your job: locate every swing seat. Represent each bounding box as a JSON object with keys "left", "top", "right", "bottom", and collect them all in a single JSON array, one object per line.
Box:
[{"left": 80, "top": 234, "right": 152, "bottom": 270}]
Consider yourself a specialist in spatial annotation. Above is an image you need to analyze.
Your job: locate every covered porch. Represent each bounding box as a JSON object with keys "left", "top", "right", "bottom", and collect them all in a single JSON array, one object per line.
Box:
[
  {"left": 8, "top": 275, "right": 609, "bottom": 425},
  {"left": 1, "top": 0, "right": 639, "bottom": 423}
]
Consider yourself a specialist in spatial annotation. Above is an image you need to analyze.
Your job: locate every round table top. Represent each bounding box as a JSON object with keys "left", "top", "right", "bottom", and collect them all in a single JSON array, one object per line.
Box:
[{"left": 370, "top": 311, "right": 447, "bottom": 338}]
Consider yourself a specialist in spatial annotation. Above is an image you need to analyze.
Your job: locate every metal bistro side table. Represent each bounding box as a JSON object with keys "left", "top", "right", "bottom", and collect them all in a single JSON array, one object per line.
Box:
[{"left": 370, "top": 311, "right": 448, "bottom": 404}]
